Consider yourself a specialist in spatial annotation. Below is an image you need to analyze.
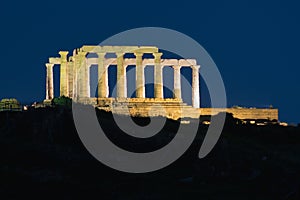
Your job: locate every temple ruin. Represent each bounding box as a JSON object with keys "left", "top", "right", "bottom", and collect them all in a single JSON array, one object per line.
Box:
[{"left": 44, "top": 45, "right": 278, "bottom": 121}]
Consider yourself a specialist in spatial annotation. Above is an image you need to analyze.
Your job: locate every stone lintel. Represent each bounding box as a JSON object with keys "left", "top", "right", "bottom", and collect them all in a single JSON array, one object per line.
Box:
[
  {"left": 179, "top": 59, "right": 197, "bottom": 66},
  {"left": 49, "top": 57, "right": 61, "bottom": 64},
  {"left": 81, "top": 46, "right": 158, "bottom": 54},
  {"left": 83, "top": 58, "right": 196, "bottom": 67},
  {"left": 59, "top": 51, "right": 69, "bottom": 58}
]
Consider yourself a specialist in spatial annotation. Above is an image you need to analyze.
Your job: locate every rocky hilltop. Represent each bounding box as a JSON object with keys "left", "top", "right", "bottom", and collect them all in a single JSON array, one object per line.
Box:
[{"left": 0, "top": 107, "right": 299, "bottom": 199}]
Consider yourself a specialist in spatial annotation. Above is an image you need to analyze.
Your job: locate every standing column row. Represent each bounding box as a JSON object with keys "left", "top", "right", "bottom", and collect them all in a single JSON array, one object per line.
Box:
[{"left": 46, "top": 52, "right": 201, "bottom": 108}]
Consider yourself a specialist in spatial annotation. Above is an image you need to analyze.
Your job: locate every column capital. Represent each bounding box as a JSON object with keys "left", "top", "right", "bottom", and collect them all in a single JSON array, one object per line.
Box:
[
  {"left": 153, "top": 52, "right": 163, "bottom": 59},
  {"left": 97, "top": 52, "right": 106, "bottom": 58},
  {"left": 115, "top": 52, "right": 125, "bottom": 57},
  {"left": 45, "top": 63, "right": 54, "bottom": 68},
  {"left": 173, "top": 65, "right": 181, "bottom": 70},
  {"left": 134, "top": 52, "right": 144, "bottom": 57},
  {"left": 78, "top": 51, "right": 87, "bottom": 57},
  {"left": 191, "top": 65, "right": 201, "bottom": 70},
  {"left": 59, "top": 51, "right": 69, "bottom": 57}
]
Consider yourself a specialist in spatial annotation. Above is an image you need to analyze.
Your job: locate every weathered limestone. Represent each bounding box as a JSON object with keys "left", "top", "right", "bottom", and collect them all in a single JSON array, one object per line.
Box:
[
  {"left": 81, "top": 46, "right": 159, "bottom": 54},
  {"left": 78, "top": 52, "right": 88, "bottom": 98},
  {"left": 173, "top": 65, "right": 181, "bottom": 99},
  {"left": 43, "top": 45, "right": 280, "bottom": 121},
  {"left": 45, "top": 63, "right": 54, "bottom": 100},
  {"left": 67, "top": 61, "right": 74, "bottom": 98},
  {"left": 135, "top": 52, "right": 145, "bottom": 98},
  {"left": 116, "top": 53, "right": 127, "bottom": 98},
  {"left": 97, "top": 53, "right": 108, "bottom": 98},
  {"left": 84, "top": 58, "right": 197, "bottom": 66},
  {"left": 46, "top": 46, "right": 201, "bottom": 111},
  {"left": 192, "top": 65, "right": 200, "bottom": 108},
  {"left": 72, "top": 54, "right": 79, "bottom": 99},
  {"left": 59, "top": 51, "right": 69, "bottom": 97},
  {"left": 153, "top": 52, "right": 163, "bottom": 99}
]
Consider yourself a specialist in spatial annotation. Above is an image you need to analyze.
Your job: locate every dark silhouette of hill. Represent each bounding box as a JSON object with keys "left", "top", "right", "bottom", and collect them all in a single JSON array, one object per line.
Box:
[{"left": 0, "top": 107, "right": 299, "bottom": 200}]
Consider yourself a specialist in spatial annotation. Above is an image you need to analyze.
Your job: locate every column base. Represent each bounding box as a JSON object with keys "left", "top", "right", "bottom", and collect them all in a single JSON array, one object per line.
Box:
[{"left": 43, "top": 99, "right": 53, "bottom": 106}]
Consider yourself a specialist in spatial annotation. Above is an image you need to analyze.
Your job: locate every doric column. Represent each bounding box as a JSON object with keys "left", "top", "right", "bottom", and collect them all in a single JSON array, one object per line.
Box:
[
  {"left": 45, "top": 63, "right": 54, "bottom": 100},
  {"left": 134, "top": 52, "right": 145, "bottom": 98},
  {"left": 153, "top": 52, "right": 163, "bottom": 98},
  {"left": 97, "top": 53, "right": 108, "bottom": 98},
  {"left": 192, "top": 65, "right": 200, "bottom": 108},
  {"left": 78, "top": 52, "right": 88, "bottom": 98},
  {"left": 73, "top": 54, "right": 79, "bottom": 99},
  {"left": 59, "top": 51, "right": 69, "bottom": 97},
  {"left": 173, "top": 65, "right": 181, "bottom": 99},
  {"left": 116, "top": 52, "right": 127, "bottom": 98},
  {"left": 86, "top": 63, "right": 91, "bottom": 98},
  {"left": 67, "top": 61, "right": 74, "bottom": 98}
]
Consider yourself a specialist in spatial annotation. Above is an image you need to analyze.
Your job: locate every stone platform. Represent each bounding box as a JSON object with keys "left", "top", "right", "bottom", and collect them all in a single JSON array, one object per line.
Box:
[
  {"left": 87, "top": 98, "right": 201, "bottom": 120},
  {"left": 73, "top": 98, "right": 278, "bottom": 121}
]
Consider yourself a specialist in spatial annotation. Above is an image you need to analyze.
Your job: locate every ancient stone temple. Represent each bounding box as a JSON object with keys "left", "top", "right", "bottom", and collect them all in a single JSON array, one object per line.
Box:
[
  {"left": 44, "top": 45, "right": 202, "bottom": 119},
  {"left": 44, "top": 45, "right": 278, "bottom": 121}
]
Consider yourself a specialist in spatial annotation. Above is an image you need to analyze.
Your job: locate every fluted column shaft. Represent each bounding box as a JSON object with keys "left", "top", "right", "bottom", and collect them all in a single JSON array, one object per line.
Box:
[
  {"left": 59, "top": 51, "right": 69, "bottom": 97},
  {"left": 116, "top": 53, "right": 126, "bottom": 98},
  {"left": 86, "top": 63, "right": 91, "bottom": 98},
  {"left": 78, "top": 52, "right": 88, "bottom": 98},
  {"left": 192, "top": 65, "right": 200, "bottom": 108},
  {"left": 46, "top": 63, "right": 54, "bottom": 100},
  {"left": 154, "top": 52, "right": 163, "bottom": 98},
  {"left": 173, "top": 65, "right": 181, "bottom": 99},
  {"left": 67, "top": 61, "right": 74, "bottom": 98},
  {"left": 73, "top": 54, "right": 79, "bottom": 99},
  {"left": 97, "top": 53, "right": 108, "bottom": 98},
  {"left": 134, "top": 52, "right": 145, "bottom": 98}
]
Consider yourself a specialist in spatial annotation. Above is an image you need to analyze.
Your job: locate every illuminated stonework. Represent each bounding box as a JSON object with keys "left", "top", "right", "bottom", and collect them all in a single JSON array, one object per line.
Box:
[
  {"left": 44, "top": 45, "right": 278, "bottom": 121},
  {"left": 45, "top": 46, "right": 200, "bottom": 108}
]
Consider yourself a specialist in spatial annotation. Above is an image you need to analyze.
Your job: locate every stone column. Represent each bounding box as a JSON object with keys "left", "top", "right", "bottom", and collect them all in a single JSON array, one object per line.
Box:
[
  {"left": 97, "top": 53, "right": 108, "bottom": 98},
  {"left": 192, "top": 65, "right": 200, "bottom": 108},
  {"left": 86, "top": 63, "right": 91, "bottom": 98},
  {"left": 67, "top": 61, "right": 74, "bottom": 98},
  {"left": 173, "top": 65, "right": 181, "bottom": 99},
  {"left": 45, "top": 63, "right": 54, "bottom": 100},
  {"left": 59, "top": 51, "right": 69, "bottom": 97},
  {"left": 73, "top": 54, "right": 79, "bottom": 99},
  {"left": 153, "top": 52, "right": 163, "bottom": 98},
  {"left": 78, "top": 52, "right": 88, "bottom": 98},
  {"left": 134, "top": 52, "right": 145, "bottom": 98},
  {"left": 116, "top": 52, "right": 127, "bottom": 98}
]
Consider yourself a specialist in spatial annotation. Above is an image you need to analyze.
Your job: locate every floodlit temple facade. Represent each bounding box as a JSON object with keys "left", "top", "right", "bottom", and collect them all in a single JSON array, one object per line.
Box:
[
  {"left": 45, "top": 46, "right": 199, "bottom": 106},
  {"left": 44, "top": 45, "right": 278, "bottom": 121}
]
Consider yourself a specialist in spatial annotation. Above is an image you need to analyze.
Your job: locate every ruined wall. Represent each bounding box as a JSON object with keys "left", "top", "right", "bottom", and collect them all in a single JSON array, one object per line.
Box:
[
  {"left": 200, "top": 108, "right": 278, "bottom": 120},
  {"left": 94, "top": 98, "right": 278, "bottom": 121}
]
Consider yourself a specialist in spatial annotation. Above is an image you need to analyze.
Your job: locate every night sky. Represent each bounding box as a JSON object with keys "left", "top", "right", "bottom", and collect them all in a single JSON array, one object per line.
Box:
[{"left": 0, "top": 0, "right": 299, "bottom": 123}]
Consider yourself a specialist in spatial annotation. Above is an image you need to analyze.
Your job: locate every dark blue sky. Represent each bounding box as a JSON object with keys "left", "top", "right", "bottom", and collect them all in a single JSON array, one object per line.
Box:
[{"left": 0, "top": 0, "right": 299, "bottom": 123}]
